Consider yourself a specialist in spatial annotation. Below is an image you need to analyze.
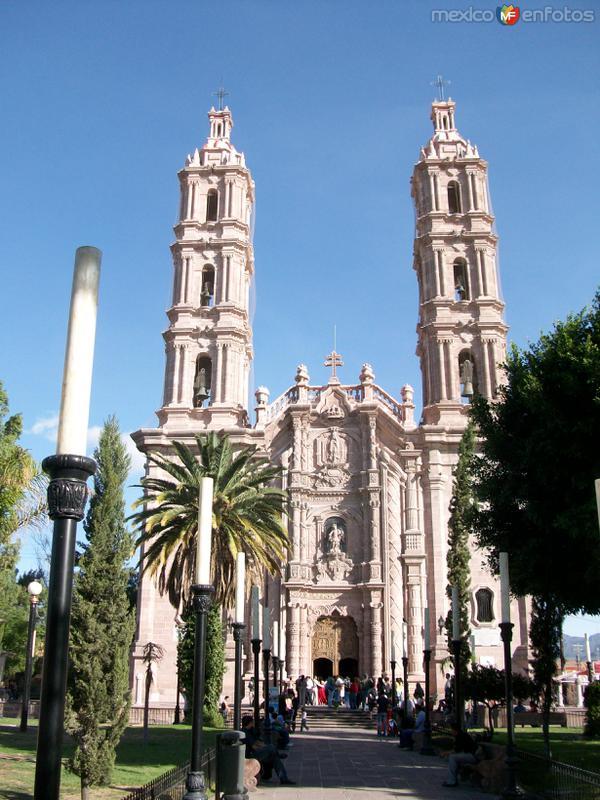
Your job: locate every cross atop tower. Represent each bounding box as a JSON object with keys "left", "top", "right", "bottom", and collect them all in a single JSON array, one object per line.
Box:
[
  {"left": 213, "top": 84, "right": 229, "bottom": 111},
  {"left": 431, "top": 75, "right": 451, "bottom": 101},
  {"left": 324, "top": 350, "right": 344, "bottom": 383}
]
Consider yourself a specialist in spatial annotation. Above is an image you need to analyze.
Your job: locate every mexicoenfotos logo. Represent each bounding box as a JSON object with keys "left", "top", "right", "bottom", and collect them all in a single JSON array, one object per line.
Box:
[
  {"left": 497, "top": 4, "right": 520, "bottom": 24},
  {"left": 431, "top": 5, "right": 595, "bottom": 23}
]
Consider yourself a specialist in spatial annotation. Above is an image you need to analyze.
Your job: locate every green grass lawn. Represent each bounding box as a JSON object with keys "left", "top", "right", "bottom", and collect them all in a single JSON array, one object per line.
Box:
[
  {"left": 0, "top": 718, "right": 218, "bottom": 800},
  {"left": 493, "top": 726, "right": 600, "bottom": 773}
]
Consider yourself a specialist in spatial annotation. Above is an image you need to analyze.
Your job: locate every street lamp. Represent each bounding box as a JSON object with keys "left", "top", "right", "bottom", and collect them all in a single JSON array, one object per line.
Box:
[
  {"left": 35, "top": 247, "right": 100, "bottom": 800},
  {"left": 401, "top": 621, "right": 409, "bottom": 724},
  {"left": 250, "top": 586, "right": 261, "bottom": 730},
  {"left": 20, "top": 581, "right": 43, "bottom": 732},
  {"left": 232, "top": 553, "right": 246, "bottom": 731},
  {"left": 421, "top": 608, "right": 435, "bottom": 756},
  {"left": 451, "top": 586, "right": 464, "bottom": 731},
  {"left": 183, "top": 477, "right": 214, "bottom": 800},
  {"left": 499, "top": 552, "right": 523, "bottom": 799}
]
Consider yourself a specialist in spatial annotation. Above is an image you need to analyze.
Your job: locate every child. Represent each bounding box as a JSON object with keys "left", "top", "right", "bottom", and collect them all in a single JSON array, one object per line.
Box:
[{"left": 300, "top": 706, "right": 309, "bottom": 732}]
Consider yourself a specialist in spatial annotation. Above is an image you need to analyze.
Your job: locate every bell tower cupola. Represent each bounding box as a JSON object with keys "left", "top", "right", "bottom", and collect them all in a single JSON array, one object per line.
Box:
[
  {"left": 411, "top": 94, "right": 508, "bottom": 425},
  {"left": 158, "top": 99, "right": 255, "bottom": 431}
]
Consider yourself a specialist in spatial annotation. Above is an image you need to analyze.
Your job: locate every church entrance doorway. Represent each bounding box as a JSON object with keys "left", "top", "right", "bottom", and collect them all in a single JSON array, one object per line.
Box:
[
  {"left": 311, "top": 612, "right": 358, "bottom": 678},
  {"left": 313, "top": 657, "right": 333, "bottom": 680},
  {"left": 339, "top": 657, "right": 359, "bottom": 678}
]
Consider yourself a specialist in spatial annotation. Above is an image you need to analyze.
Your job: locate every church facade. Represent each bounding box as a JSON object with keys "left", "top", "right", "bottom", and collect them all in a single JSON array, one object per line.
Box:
[{"left": 131, "top": 98, "right": 530, "bottom": 708}]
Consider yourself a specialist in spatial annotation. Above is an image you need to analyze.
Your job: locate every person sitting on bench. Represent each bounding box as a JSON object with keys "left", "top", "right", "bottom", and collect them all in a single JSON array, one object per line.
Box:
[
  {"left": 442, "top": 720, "right": 479, "bottom": 787},
  {"left": 241, "top": 715, "right": 296, "bottom": 786}
]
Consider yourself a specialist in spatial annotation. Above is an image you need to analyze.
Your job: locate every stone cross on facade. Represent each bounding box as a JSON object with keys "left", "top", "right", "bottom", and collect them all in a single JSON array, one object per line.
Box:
[
  {"left": 431, "top": 74, "right": 450, "bottom": 101},
  {"left": 324, "top": 350, "right": 344, "bottom": 382}
]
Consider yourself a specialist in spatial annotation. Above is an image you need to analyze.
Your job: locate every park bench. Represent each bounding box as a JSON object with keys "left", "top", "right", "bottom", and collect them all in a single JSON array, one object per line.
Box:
[{"left": 514, "top": 711, "right": 567, "bottom": 728}]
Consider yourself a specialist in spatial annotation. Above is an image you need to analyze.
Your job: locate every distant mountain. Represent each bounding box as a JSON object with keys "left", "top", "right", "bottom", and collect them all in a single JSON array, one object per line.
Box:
[{"left": 562, "top": 633, "right": 600, "bottom": 661}]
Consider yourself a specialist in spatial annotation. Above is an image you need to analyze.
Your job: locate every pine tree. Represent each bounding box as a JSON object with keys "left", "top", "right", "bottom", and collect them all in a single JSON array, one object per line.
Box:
[
  {"left": 445, "top": 422, "right": 474, "bottom": 686},
  {"left": 66, "top": 416, "right": 135, "bottom": 800}
]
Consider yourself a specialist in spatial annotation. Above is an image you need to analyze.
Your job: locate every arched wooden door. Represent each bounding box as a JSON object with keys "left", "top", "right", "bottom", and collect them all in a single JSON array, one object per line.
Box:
[{"left": 311, "top": 613, "right": 358, "bottom": 677}]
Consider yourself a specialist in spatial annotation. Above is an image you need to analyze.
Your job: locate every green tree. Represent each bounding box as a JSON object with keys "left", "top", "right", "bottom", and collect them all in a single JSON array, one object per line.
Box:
[
  {"left": 0, "top": 382, "right": 47, "bottom": 680},
  {"left": 131, "top": 431, "right": 289, "bottom": 610},
  {"left": 445, "top": 423, "right": 475, "bottom": 692},
  {"left": 470, "top": 290, "right": 600, "bottom": 757},
  {"left": 65, "top": 416, "right": 135, "bottom": 800},
  {"left": 177, "top": 604, "right": 225, "bottom": 728},
  {"left": 584, "top": 681, "right": 600, "bottom": 739},
  {"left": 464, "top": 664, "right": 538, "bottom": 735}
]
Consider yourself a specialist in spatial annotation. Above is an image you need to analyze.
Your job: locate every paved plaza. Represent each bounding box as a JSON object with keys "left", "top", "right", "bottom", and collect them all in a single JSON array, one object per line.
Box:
[{"left": 254, "top": 725, "right": 492, "bottom": 800}]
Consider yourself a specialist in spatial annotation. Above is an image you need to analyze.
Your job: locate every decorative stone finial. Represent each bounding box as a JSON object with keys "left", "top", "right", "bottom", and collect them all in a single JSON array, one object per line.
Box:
[
  {"left": 359, "top": 363, "right": 375, "bottom": 384},
  {"left": 295, "top": 364, "right": 310, "bottom": 386},
  {"left": 401, "top": 384, "right": 414, "bottom": 404},
  {"left": 255, "top": 386, "right": 270, "bottom": 406}
]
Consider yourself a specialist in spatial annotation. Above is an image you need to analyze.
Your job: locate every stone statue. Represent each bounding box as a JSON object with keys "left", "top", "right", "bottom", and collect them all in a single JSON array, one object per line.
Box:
[
  {"left": 327, "top": 521, "right": 344, "bottom": 555},
  {"left": 327, "top": 428, "right": 341, "bottom": 464}
]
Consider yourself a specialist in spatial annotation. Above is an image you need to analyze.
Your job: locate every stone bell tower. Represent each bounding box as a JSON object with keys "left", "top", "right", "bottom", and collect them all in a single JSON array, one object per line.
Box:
[
  {"left": 158, "top": 102, "right": 255, "bottom": 431},
  {"left": 411, "top": 96, "right": 508, "bottom": 425}
]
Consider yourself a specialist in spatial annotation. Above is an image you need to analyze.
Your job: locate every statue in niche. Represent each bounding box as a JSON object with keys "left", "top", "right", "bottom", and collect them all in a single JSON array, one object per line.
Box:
[
  {"left": 327, "top": 521, "right": 344, "bottom": 554},
  {"left": 327, "top": 428, "right": 341, "bottom": 464},
  {"left": 200, "top": 282, "right": 212, "bottom": 307}
]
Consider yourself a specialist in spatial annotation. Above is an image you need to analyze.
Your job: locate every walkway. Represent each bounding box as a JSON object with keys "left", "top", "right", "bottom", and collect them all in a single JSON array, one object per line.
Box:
[{"left": 254, "top": 725, "right": 492, "bottom": 800}]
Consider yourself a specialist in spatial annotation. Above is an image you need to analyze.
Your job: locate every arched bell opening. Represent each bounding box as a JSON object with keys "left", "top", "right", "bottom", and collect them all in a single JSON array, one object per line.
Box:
[
  {"left": 458, "top": 349, "right": 478, "bottom": 403},
  {"left": 200, "top": 266, "right": 215, "bottom": 307},
  {"left": 453, "top": 258, "right": 469, "bottom": 301},
  {"left": 447, "top": 180, "right": 462, "bottom": 214},
  {"left": 193, "top": 355, "right": 212, "bottom": 408},
  {"left": 206, "top": 189, "right": 218, "bottom": 222}
]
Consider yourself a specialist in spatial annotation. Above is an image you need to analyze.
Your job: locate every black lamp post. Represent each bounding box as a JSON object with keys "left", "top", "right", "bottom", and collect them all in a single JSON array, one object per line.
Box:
[
  {"left": 232, "top": 622, "right": 245, "bottom": 730},
  {"left": 251, "top": 638, "right": 261, "bottom": 730},
  {"left": 183, "top": 584, "right": 214, "bottom": 800},
  {"left": 174, "top": 662, "right": 182, "bottom": 725},
  {"left": 33, "top": 246, "right": 101, "bottom": 800},
  {"left": 402, "top": 655, "right": 409, "bottom": 723},
  {"left": 420, "top": 648, "right": 435, "bottom": 755},
  {"left": 390, "top": 658, "right": 397, "bottom": 708},
  {"left": 279, "top": 659, "right": 284, "bottom": 694},
  {"left": 452, "top": 638, "right": 463, "bottom": 732},
  {"left": 263, "top": 648, "right": 271, "bottom": 719},
  {"left": 35, "top": 454, "right": 96, "bottom": 800},
  {"left": 500, "top": 621, "right": 522, "bottom": 798},
  {"left": 20, "top": 581, "right": 43, "bottom": 732},
  {"left": 587, "top": 660, "right": 594, "bottom": 685},
  {"left": 272, "top": 655, "right": 279, "bottom": 694}
]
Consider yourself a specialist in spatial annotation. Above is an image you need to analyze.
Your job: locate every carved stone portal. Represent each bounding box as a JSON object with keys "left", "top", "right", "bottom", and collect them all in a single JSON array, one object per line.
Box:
[{"left": 311, "top": 613, "right": 359, "bottom": 677}]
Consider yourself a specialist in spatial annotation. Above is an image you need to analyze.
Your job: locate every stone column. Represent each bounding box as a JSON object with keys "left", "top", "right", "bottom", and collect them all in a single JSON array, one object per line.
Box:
[
  {"left": 385, "top": 464, "right": 404, "bottom": 658},
  {"left": 288, "top": 601, "right": 301, "bottom": 679},
  {"left": 214, "top": 343, "right": 223, "bottom": 404},
  {"left": 299, "top": 604, "right": 309, "bottom": 676},
  {"left": 370, "top": 598, "right": 383, "bottom": 676}
]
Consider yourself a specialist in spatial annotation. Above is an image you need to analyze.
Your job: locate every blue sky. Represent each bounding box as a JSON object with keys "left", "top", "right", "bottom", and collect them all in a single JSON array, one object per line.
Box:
[{"left": 1, "top": 1, "right": 598, "bottom": 636}]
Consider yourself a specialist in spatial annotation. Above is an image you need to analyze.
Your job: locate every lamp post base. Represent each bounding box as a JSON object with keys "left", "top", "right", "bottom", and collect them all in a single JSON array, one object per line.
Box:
[
  {"left": 183, "top": 770, "right": 208, "bottom": 800},
  {"left": 420, "top": 649, "right": 435, "bottom": 756}
]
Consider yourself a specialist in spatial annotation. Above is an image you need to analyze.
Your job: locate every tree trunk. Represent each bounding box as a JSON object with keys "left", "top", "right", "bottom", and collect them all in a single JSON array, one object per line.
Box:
[
  {"left": 81, "top": 780, "right": 90, "bottom": 800},
  {"left": 143, "top": 668, "right": 151, "bottom": 745},
  {"left": 487, "top": 703, "right": 494, "bottom": 737}
]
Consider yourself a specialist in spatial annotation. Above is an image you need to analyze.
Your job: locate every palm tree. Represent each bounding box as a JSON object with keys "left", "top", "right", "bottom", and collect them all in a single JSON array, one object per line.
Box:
[
  {"left": 142, "top": 641, "right": 164, "bottom": 744},
  {"left": 131, "top": 432, "right": 289, "bottom": 610}
]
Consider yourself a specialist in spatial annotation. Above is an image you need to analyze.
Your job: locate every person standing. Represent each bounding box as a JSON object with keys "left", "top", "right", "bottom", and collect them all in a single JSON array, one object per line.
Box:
[
  {"left": 376, "top": 689, "right": 390, "bottom": 738},
  {"left": 300, "top": 706, "right": 309, "bottom": 731}
]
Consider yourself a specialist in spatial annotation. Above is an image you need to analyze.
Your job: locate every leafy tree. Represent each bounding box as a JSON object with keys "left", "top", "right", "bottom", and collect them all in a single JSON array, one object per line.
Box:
[
  {"left": 65, "top": 416, "right": 135, "bottom": 800},
  {"left": 445, "top": 423, "right": 475, "bottom": 702},
  {"left": 177, "top": 604, "right": 225, "bottom": 729},
  {"left": 584, "top": 681, "right": 600, "bottom": 739},
  {"left": 470, "top": 290, "right": 600, "bottom": 758},
  {"left": 464, "top": 664, "right": 538, "bottom": 735},
  {"left": 0, "top": 382, "right": 47, "bottom": 680},
  {"left": 131, "top": 431, "right": 289, "bottom": 610},
  {"left": 464, "top": 665, "right": 505, "bottom": 734}
]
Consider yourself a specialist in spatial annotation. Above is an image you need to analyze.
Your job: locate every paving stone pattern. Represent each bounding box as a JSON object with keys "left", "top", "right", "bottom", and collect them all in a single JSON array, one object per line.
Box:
[{"left": 254, "top": 725, "right": 493, "bottom": 800}]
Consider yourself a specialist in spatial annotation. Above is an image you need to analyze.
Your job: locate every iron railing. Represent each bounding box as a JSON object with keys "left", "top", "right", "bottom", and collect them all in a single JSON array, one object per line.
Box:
[
  {"left": 121, "top": 749, "right": 216, "bottom": 800},
  {"left": 517, "top": 749, "right": 600, "bottom": 799}
]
